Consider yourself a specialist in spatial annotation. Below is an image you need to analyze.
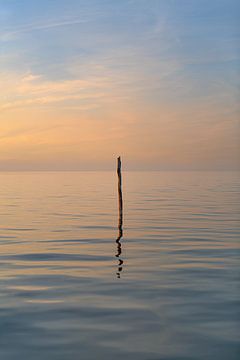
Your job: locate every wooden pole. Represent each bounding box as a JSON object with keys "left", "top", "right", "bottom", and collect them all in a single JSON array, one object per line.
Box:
[
  {"left": 117, "top": 156, "right": 123, "bottom": 227},
  {"left": 116, "top": 156, "right": 123, "bottom": 278}
]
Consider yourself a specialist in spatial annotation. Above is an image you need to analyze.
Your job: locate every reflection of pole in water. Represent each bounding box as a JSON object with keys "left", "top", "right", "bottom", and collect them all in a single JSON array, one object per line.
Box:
[{"left": 116, "top": 156, "right": 123, "bottom": 278}]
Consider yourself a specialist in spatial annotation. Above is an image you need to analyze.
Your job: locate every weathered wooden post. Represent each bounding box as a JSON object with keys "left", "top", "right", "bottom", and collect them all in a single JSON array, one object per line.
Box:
[
  {"left": 117, "top": 156, "right": 123, "bottom": 227},
  {"left": 116, "top": 156, "right": 123, "bottom": 278}
]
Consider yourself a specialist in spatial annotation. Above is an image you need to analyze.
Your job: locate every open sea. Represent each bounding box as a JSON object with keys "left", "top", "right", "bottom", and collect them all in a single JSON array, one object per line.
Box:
[{"left": 0, "top": 171, "right": 239, "bottom": 360}]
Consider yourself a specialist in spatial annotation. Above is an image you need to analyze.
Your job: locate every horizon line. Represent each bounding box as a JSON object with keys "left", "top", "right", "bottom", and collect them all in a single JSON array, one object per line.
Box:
[{"left": 0, "top": 169, "right": 239, "bottom": 173}]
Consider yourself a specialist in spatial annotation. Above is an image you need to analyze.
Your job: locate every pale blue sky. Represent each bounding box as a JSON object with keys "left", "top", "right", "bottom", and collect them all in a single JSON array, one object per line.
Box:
[{"left": 0, "top": 0, "right": 239, "bottom": 170}]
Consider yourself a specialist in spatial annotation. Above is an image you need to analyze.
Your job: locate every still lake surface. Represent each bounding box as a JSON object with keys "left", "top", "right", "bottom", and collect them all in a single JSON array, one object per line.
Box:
[{"left": 0, "top": 171, "right": 239, "bottom": 360}]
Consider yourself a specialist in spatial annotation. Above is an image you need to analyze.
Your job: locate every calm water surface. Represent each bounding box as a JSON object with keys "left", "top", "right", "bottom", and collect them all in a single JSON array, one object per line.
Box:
[{"left": 0, "top": 171, "right": 239, "bottom": 360}]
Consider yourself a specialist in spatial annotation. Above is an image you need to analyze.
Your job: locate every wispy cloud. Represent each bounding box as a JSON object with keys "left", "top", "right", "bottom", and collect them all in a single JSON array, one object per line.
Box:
[
  {"left": 0, "top": 71, "right": 113, "bottom": 111},
  {"left": 0, "top": 17, "right": 89, "bottom": 41}
]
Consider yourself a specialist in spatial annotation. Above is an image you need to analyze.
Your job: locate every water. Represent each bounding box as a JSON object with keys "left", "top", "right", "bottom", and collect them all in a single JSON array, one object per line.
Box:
[{"left": 0, "top": 171, "right": 239, "bottom": 360}]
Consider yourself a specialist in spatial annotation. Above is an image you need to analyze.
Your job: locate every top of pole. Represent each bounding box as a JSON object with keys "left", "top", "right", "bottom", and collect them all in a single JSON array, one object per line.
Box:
[{"left": 117, "top": 156, "right": 121, "bottom": 172}]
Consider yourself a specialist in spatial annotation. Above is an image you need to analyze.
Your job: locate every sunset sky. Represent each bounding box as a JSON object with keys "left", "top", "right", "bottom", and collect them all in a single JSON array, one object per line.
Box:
[{"left": 0, "top": 0, "right": 239, "bottom": 170}]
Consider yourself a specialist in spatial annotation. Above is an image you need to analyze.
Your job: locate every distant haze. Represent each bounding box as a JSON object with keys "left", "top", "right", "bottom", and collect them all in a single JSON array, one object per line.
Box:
[{"left": 0, "top": 0, "right": 239, "bottom": 171}]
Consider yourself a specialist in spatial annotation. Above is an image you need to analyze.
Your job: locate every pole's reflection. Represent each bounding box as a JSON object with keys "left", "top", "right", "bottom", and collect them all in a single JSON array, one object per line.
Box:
[
  {"left": 116, "top": 156, "right": 124, "bottom": 278},
  {"left": 116, "top": 213, "right": 123, "bottom": 278}
]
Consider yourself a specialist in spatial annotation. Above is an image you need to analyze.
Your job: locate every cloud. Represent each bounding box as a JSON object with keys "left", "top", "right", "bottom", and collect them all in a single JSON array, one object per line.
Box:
[
  {"left": 0, "top": 71, "right": 114, "bottom": 111},
  {"left": 0, "top": 17, "right": 89, "bottom": 41}
]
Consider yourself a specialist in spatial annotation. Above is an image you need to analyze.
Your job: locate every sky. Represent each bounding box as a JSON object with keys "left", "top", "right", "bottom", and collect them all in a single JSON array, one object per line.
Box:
[{"left": 0, "top": 0, "right": 239, "bottom": 170}]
